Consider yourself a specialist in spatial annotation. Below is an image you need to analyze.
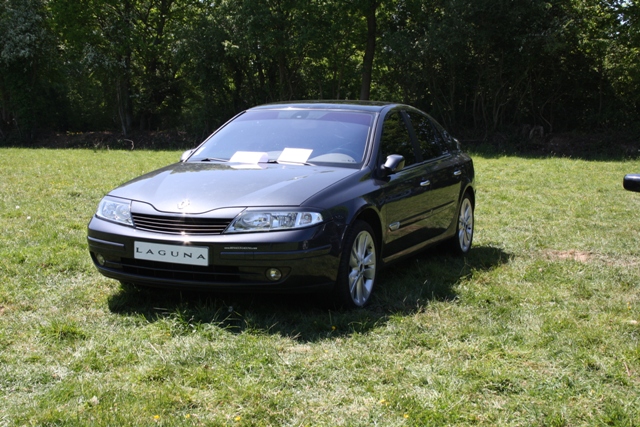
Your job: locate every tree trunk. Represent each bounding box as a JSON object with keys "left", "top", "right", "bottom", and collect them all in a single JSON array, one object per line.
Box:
[
  {"left": 360, "top": 1, "right": 378, "bottom": 100},
  {"left": 116, "top": 70, "right": 133, "bottom": 136}
]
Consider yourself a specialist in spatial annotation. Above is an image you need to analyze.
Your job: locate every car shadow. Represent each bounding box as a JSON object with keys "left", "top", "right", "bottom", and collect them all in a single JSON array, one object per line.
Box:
[{"left": 107, "top": 244, "right": 511, "bottom": 343}]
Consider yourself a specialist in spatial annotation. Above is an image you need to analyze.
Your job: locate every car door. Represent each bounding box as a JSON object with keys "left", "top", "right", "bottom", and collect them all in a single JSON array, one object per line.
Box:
[
  {"left": 406, "top": 111, "right": 463, "bottom": 238},
  {"left": 376, "top": 110, "right": 435, "bottom": 261}
]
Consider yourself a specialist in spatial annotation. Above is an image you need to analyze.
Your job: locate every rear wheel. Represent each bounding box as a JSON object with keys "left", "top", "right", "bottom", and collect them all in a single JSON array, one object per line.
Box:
[
  {"left": 450, "top": 193, "right": 474, "bottom": 255},
  {"left": 333, "top": 220, "right": 378, "bottom": 308}
]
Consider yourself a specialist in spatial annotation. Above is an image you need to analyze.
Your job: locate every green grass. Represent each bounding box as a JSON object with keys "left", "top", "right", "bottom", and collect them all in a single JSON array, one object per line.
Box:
[{"left": 1, "top": 148, "right": 639, "bottom": 426}]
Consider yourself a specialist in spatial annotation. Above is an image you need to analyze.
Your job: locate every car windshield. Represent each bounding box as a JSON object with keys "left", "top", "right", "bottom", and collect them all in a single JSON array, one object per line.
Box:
[{"left": 191, "top": 109, "right": 374, "bottom": 166}]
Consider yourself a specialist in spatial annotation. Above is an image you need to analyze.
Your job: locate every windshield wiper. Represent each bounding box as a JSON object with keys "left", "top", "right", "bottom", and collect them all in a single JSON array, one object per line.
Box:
[
  {"left": 200, "top": 157, "right": 228, "bottom": 162},
  {"left": 267, "top": 159, "right": 315, "bottom": 166}
]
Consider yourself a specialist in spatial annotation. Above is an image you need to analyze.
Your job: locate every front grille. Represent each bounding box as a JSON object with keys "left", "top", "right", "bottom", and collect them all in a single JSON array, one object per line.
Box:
[{"left": 132, "top": 213, "right": 232, "bottom": 235}]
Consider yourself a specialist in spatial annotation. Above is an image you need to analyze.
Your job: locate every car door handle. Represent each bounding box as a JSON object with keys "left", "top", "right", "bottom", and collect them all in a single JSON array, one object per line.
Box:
[
  {"left": 453, "top": 170, "right": 462, "bottom": 176},
  {"left": 420, "top": 180, "right": 431, "bottom": 187}
]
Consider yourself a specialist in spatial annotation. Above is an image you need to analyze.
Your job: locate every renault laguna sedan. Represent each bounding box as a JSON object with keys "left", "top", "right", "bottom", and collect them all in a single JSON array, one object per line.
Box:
[{"left": 88, "top": 101, "right": 475, "bottom": 307}]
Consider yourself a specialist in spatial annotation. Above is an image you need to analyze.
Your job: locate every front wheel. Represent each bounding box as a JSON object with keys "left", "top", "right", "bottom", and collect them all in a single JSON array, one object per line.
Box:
[
  {"left": 450, "top": 193, "right": 474, "bottom": 255},
  {"left": 333, "top": 221, "right": 378, "bottom": 308}
]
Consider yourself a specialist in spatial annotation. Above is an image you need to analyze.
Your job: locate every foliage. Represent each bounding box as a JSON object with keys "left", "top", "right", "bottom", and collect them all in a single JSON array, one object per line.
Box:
[
  {"left": 1, "top": 0, "right": 640, "bottom": 143},
  {"left": 0, "top": 0, "right": 65, "bottom": 140}
]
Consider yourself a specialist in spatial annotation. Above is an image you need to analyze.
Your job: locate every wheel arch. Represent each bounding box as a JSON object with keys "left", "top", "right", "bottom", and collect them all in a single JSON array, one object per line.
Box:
[
  {"left": 352, "top": 206, "right": 383, "bottom": 254},
  {"left": 463, "top": 183, "right": 476, "bottom": 207}
]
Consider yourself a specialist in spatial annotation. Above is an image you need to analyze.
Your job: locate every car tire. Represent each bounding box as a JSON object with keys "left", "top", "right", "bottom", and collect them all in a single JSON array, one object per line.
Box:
[
  {"left": 333, "top": 220, "right": 378, "bottom": 308},
  {"left": 449, "top": 192, "right": 474, "bottom": 255}
]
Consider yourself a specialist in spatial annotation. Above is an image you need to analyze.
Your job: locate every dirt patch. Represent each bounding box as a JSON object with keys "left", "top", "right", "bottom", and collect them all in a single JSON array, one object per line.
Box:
[
  {"left": 544, "top": 250, "right": 640, "bottom": 267},
  {"left": 545, "top": 250, "right": 595, "bottom": 263}
]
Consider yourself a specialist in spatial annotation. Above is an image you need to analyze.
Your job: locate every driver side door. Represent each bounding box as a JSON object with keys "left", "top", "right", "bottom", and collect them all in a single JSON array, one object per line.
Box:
[{"left": 377, "top": 110, "right": 434, "bottom": 261}]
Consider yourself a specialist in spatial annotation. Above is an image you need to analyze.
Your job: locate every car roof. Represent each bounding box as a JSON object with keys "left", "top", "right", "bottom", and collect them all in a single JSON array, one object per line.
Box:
[{"left": 249, "top": 100, "right": 400, "bottom": 113}]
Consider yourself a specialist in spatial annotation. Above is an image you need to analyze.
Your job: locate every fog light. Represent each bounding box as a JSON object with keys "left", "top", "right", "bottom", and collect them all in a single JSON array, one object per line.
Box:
[
  {"left": 95, "top": 253, "right": 106, "bottom": 266},
  {"left": 266, "top": 268, "right": 282, "bottom": 281}
]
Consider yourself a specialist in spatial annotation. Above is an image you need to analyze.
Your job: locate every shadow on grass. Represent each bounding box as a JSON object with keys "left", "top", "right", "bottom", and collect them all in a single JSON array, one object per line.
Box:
[{"left": 107, "top": 244, "right": 510, "bottom": 343}]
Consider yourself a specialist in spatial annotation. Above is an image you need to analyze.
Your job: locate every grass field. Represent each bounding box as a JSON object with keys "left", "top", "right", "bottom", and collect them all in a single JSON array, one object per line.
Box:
[{"left": 1, "top": 148, "right": 639, "bottom": 426}]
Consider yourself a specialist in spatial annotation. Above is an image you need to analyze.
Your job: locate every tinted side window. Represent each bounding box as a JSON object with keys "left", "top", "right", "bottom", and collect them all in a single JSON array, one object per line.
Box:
[
  {"left": 431, "top": 119, "right": 457, "bottom": 152},
  {"left": 380, "top": 112, "right": 416, "bottom": 166},
  {"left": 407, "top": 112, "right": 446, "bottom": 160}
]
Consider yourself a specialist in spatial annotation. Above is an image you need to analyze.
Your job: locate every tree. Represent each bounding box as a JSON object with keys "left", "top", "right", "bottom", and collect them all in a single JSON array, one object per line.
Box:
[
  {"left": 3, "top": 0, "right": 639, "bottom": 143},
  {"left": 50, "top": 0, "right": 135, "bottom": 134},
  {"left": 0, "top": 0, "right": 62, "bottom": 139},
  {"left": 50, "top": 0, "right": 197, "bottom": 135}
]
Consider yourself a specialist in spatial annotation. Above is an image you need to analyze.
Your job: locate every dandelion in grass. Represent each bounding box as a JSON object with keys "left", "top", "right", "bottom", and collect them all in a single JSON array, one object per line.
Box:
[{"left": 234, "top": 415, "right": 242, "bottom": 421}]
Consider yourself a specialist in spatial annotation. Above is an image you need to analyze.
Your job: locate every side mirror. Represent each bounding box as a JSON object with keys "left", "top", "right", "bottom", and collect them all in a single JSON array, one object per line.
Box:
[
  {"left": 180, "top": 149, "right": 195, "bottom": 162},
  {"left": 379, "top": 154, "right": 405, "bottom": 178},
  {"left": 623, "top": 174, "right": 640, "bottom": 192}
]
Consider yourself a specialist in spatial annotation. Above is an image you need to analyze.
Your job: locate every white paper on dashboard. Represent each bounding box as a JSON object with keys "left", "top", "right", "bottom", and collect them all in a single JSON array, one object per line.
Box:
[
  {"left": 277, "top": 148, "right": 313, "bottom": 164},
  {"left": 229, "top": 151, "right": 269, "bottom": 163}
]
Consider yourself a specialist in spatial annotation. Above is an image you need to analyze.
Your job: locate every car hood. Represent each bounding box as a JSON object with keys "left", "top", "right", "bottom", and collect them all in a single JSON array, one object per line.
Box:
[{"left": 108, "top": 162, "right": 358, "bottom": 214}]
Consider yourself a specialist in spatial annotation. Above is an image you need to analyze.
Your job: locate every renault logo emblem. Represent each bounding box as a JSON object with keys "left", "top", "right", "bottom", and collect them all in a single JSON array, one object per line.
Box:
[{"left": 177, "top": 199, "right": 191, "bottom": 209}]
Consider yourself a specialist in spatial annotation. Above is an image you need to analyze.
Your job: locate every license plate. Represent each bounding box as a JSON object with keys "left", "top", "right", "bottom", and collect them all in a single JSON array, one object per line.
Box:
[{"left": 134, "top": 241, "right": 209, "bottom": 266}]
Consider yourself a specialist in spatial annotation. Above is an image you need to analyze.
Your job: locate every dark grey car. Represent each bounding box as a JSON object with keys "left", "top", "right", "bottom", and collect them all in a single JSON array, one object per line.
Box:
[{"left": 88, "top": 101, "right": 475, "bottom": 307}]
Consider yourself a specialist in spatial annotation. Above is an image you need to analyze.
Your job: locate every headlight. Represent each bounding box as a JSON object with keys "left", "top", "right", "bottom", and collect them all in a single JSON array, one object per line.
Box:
[
  {"left": 96, "top": 196, "right": 133, "bottom": 226},
  {"left": 226, "top": 211, "right": 323, "bottom": 233}
]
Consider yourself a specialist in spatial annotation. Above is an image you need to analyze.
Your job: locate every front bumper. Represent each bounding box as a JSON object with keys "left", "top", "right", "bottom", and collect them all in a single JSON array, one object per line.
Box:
[{"left": 87, "top": 216, "right": 343, "bottom": 292}]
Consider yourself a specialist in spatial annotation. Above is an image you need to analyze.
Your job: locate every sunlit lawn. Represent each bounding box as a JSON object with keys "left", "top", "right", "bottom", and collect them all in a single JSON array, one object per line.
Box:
[{"left": 1, "top": 148, "right": 639, "bottom": 426}]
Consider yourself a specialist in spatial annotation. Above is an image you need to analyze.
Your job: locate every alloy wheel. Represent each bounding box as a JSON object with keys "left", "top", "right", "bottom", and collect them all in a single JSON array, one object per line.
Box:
[
  {"left": 457, "top": 197, "right": 474, "bottom": 253},
  {"left": 348, "top": 229, "right": 377, "bottom": 306}
]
